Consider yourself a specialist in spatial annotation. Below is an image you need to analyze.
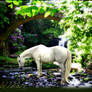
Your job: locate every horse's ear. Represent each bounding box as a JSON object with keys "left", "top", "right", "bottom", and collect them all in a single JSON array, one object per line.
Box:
[{"left": 17, "top": 55, "right": 20, "bottom": 57}]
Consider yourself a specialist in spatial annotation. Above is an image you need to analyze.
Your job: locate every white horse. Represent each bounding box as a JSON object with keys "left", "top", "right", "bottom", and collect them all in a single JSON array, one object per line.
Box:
[{"left": 17, "top": 44, "right": 71, "bottom": 84}]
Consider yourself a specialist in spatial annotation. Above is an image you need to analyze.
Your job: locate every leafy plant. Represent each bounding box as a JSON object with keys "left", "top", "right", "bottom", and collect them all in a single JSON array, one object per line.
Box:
[
  {"left": 59, "top": 0, "right": 92, "bottom": 67},
  {"left": 0, "top": 2, "right": 9, "bottom": 29},
  {"left": 4, "top": 0, "right": 92, "bottom": 68},
  {"left": 9, "top": 28, "right": 25, "bottom": 54},
  {"left": 22, "top": 19, "right": 62, "bottom": 47}
]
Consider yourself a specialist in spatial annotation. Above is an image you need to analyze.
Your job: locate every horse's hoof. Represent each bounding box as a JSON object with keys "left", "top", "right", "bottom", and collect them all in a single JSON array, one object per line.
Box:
[
  {"left": 19, "top": 67, "right": 23, "bottom": 70},
  {"left": 37, "top": 74, "right": 42, "bottom": 78},
  {"left": 61, "top": 81, "right": 69, "bottom": 86}
]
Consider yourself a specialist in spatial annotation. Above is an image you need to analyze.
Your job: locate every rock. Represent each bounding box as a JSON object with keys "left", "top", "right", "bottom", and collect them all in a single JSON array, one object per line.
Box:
[
  {"left": 2, "top": 75, "right": 7, "bottom": 78},
  {"left": 1, "top": 67, "right": 92, "bottom": 88},
  {"left": 88, "top": 81, "right": 92, "bottom": 84},
  {"left": 9, "top": 72, "right": 15, "bottom": 76},
  {"left": 84, "top": 83, "right": 92, "bottom": 87},
  {"left": 47, "top": 78, "right": 52, "bottom": 82},
  {"left": 20, "top": 74, "right": 26, "bottom": 78},
  {"left": 8, "top": 76, "right": 15, "bottom": 79},
  {"left": 28, "top": 83, "right": 33, "bottom": 86},
  {"left": 33, "top": 71, "right": 38, "bottom": 75},
  {"left": 53, "top": 72, "right": 61, "bottom": 76},
  {"left": 78, "top": 83, "right": 86, "bottom": 88},
  {"left": 56, "top": 78, "right": 61, "bottom": 82},
  {"left": 27, "top": 74, "right": 33, "bottom": 77},
  {"left": 14, "top": 72, "right": 19, "bottom": 75},
  {"left": 24, "top": 81, "right": 30, "bottom": 85},
  {"left": 68, "top": 75, "right": 74, "bottom": 80}
]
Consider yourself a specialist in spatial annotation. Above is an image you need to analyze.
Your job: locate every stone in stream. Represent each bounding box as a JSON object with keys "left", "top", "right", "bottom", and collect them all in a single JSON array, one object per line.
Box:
[
  {"left": 1, "top": 67, "right": 92, "bottom": 88},
  {"left": 2, "top": 75, "right": 7, "bottom": 78},
  {"left": 20, "top": 74, "right": 26, "bottom": 78},
  {"left": 24, "top": 81, "right": 30, "bottom": 85},
  {"left": 53, "top": 72, "right": 61, "bottom": 76},
  {"left": 14, "top": 72, "right": 19, "bottom": 75},
  {"left": 8, "top": 76, "right": 15, "bottom": 79},
  {"left": 83, "top": 83, "right": 92, "bottom": 87},
  {"left": 9, "top": 72, "right": 16, "bottom": 76},
  {"left": 88, "top": 81, "right": 92, "bottom": 84}
]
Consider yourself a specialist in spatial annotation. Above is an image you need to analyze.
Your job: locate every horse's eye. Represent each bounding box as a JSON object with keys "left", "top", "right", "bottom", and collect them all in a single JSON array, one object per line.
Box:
[{"left": 19, "top": 60, "right": 21, "bottom": 62}]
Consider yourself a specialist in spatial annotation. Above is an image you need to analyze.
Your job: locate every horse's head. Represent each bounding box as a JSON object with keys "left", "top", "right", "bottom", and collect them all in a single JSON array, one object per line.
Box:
[{"left": 17, "top": 55, "right": 24, "bottom": 69}]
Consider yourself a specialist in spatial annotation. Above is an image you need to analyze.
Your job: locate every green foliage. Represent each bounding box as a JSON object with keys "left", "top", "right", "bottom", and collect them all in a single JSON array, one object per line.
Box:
[
  {"left": 6, "top": 0, "right": 59, "bottom": 18},
  {"left": 59, "top": 0, "right": 92, "bottom": 67},
  {"left": 4, "top": 0, "right": 92, "bottom": 68},
  {"left": 6, "top": 0, "right": 22, "bottom": 6},
  {"left": 0, "top": 56, "right": 17, "bottom": 64},
  {"left": 42, "top": 63, "right": 59, "bottom": 69},
  {"left": 22, "top": 19, "right": 62, "bottom": 47},
  {"left": 0, "top": 3, "right": 9, "bottom": 29}
]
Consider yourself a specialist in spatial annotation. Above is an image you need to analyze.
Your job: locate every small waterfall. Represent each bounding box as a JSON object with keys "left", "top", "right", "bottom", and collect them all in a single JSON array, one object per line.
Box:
[
  {"left": 48, "top": 37, "right": 68, "bottom": 48},
  {"left": 58, "top": 38, "right": 68, "bottom": 48}
]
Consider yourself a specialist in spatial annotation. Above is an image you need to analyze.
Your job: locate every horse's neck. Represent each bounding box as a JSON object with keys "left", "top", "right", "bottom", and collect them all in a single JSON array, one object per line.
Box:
[{"left": 20, "top": 46, "right": 38, "bottom": 59}]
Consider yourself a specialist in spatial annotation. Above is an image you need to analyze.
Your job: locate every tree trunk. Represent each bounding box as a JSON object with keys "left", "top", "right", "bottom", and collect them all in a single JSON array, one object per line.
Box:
[{"left": 0, "top": 40, "right": 10, "bottom": 56}]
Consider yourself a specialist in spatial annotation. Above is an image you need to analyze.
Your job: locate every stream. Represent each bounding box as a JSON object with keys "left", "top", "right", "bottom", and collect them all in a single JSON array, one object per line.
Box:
[{"left": 0, "top": 67, "right": 92, "bottom": 88}]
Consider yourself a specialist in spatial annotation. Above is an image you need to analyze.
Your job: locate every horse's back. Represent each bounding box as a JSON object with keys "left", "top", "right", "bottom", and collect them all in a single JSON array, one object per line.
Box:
[
  {"left": 37, "top": 45, "right": 53, "bottom": 55},
  {"left": 33, "top": 45, "right": 54, "bottom": 62},
  {"left": 51, "top": 46, "right": 67, "bottom": 62}
]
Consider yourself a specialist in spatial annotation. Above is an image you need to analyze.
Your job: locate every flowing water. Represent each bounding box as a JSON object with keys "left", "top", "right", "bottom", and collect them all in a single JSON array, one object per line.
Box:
[{"left": 0, "top": 67, "right": 92, "bottom": 88}]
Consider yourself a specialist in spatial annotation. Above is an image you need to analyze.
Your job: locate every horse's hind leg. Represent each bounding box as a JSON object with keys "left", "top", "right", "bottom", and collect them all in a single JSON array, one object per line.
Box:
[
  {"left": 35, "top": 58, "right": 42, "bottom": 78},
  {"left": 59, "top": 64, "right": 66, "bottom": 84}
]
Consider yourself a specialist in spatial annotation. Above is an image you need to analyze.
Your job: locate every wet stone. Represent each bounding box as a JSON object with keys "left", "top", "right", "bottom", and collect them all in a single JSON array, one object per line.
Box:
[
  {"left": 53, "top": 72, "right": 61, "bottom": 76},
  {"left": 84, "top": 83, "right": 92, "bottom": 87},
  {"left": 9, "top": 72, "right": 15, "bottom": 76},
  {"left": 79, "top": 82, "right": 85, "bottom": 86},
  {"left": 0, "top": 68, "right": 92, "bottom": 88},
  {"left": 2, "top": 75, "right": 7, "bottom": 78},
  {"left": 8, "top": 76, "right": 15, "bottom": 79},
  {"left": 48, "top": 78, "right": 53, "bottom": 82},
  {"left": 33, "top": 71, "right": 38, "bottom": 75},
  {"left": 28, "top": 83, "right": 33, "bottom": 87},
  {"left": 88, "top": 81, "right": 92, "bottom": 84},
  {"left": 72, "top": 73, "right": 81, "bottom": 77},
  {"left": 14, "top": 72, "right": 19, "bottom": 75},
  {"left": 4, "top": 70, "right": 9, "bottom": 73},
  {"left": 24, "top": 81, "right": 30, "bottom": 85},
  {"left": 56, "top": 78, "right": 61, "bottom": 82},
  {"left": 68, "top": 76, "right": 73, "bottom": 80}
]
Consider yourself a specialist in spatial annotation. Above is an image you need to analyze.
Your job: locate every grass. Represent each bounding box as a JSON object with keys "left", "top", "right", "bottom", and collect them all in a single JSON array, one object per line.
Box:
[
  {"left": 0, "top": 56, "right": 59, "bottom": 69},
  {"left": 0, "top": 56, "right": 17, "bottom": 68}
]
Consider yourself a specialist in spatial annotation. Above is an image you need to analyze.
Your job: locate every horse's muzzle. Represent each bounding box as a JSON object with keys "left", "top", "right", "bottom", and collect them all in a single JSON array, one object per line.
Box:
[{"left": 19, "top": 67, "right": 23, "bottom": 70}]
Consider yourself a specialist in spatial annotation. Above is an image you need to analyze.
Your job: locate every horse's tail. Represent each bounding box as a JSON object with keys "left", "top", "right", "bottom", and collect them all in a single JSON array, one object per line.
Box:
[{"left": 64, "top": 49, "right": 71, "bottom": 83}]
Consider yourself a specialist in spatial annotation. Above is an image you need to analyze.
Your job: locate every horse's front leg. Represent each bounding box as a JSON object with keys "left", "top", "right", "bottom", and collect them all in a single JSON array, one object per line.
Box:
[{"left": 35, "top": 58, "right": 42, "bottom": 78}]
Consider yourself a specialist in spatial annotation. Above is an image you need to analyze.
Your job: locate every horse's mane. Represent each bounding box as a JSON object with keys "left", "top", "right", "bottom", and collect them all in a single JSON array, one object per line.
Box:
[{"left": 20, "top": 44, "right": 45, "bottom": 57}]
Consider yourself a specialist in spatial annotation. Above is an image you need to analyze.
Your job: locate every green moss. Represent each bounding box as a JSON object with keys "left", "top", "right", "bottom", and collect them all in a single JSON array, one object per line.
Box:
[
  {"left": 0, "top": 56, "right": 17, "bottom": 68},
  {"left": 42, "top": 63, "right": 59, "bottom": 69},
  {"left": 84, "top": 77, "right": 89, "bottom": 81},
  {"left": 0, "top": 56, "right": 17, "bottom": 63}
]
